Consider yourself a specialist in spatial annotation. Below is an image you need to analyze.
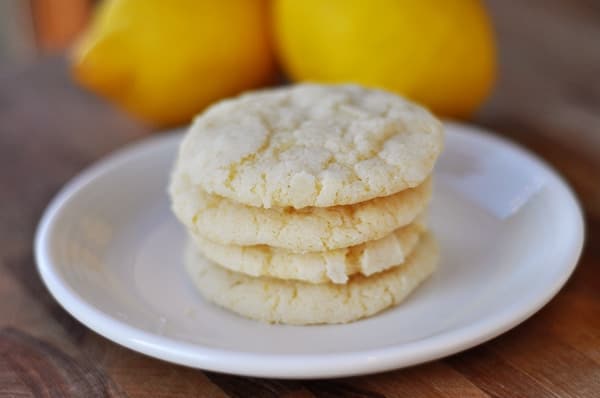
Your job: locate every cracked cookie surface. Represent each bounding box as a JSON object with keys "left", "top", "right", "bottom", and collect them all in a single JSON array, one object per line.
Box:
[
  {"left": 191, "top": 216, "right": 426, "bottom": 284},
  {"left": 170, "top": 173, "right": 431, "bottom": 252},
  {"left": 184, "top": 232, "right": 438, "bottom": 325},
  {"left": 175, "top": 84, "right": 443, "bottom": 209}
]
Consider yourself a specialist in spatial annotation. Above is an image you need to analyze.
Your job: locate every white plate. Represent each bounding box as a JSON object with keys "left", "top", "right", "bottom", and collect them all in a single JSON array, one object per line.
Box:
[{"left": 35, "top": 122, "right": 584, "bottom": 379}]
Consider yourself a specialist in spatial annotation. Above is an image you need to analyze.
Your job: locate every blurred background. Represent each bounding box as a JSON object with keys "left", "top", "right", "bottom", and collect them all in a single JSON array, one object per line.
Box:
[{"left": 0, "top": 0, "right": 88, "bottom": 64}]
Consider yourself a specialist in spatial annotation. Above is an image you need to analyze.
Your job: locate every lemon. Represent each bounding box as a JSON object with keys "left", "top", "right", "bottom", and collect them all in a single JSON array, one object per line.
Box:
[
  {"left": 273, "top": 0, "right": 496, "bottom": 118},
  {"left": 72, "top": 0, "right": 274, "bottom": 126}
]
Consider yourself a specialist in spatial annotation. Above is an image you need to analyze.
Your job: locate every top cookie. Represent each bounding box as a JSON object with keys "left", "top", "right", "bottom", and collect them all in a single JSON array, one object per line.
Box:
[{"left": 177, "top": 84, "right": 443, "bottom": 209}]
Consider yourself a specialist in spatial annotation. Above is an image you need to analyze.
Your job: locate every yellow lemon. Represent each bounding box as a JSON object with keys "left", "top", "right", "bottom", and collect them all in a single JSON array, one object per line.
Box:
[
  {"left": 273, "top": 0, "right": 496, "bottom": 118},
  {"left": 72, "top": 0, "right": 274, "bottom": 126}
]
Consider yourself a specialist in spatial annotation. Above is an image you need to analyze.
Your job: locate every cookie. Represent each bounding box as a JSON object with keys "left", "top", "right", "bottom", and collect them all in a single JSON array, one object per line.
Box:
[
  {"left": 191, "top": 216, "right": 426, "bottom": 284},
  {"left": 174, "top": 83, "right": 443, "bottom": 209},
  {"left": 171, "top": 174, "right": 431, "bottom": 252},
  {"left": 184, "top": 232, "right": 438, "bottom": 325}
]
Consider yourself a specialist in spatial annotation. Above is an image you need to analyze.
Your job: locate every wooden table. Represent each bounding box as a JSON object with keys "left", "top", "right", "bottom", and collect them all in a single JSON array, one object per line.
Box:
[{"left": 1, "top": 1, "right": 599, "bottom": 396}]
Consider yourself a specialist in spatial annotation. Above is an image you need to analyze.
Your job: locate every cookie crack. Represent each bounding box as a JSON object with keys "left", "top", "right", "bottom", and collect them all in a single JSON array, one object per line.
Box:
[{"left": 225, "top": 114, "right": 273, "bottom": 189}]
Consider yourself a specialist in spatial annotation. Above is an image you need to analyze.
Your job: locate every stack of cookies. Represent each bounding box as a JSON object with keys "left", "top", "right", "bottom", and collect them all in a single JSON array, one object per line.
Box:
[{"left": 169, "top": 84, "right": 443, "bottom": 325}]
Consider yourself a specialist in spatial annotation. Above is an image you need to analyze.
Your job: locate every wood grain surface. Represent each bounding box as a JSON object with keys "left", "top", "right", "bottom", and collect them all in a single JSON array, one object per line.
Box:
[{"left": 1, "top": 1, "right": 599, "bottom": 397}]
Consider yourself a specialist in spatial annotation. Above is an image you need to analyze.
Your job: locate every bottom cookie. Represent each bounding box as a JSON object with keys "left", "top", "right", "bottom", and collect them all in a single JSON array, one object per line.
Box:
[{"left": 184, "top": 232, "right": 439, "bottom": 325}]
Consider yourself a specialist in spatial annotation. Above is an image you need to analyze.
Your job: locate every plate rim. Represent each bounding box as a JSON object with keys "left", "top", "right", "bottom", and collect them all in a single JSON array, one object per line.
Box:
[{"left": 35, "top": 122, "right": 585, "bottom": 379}]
